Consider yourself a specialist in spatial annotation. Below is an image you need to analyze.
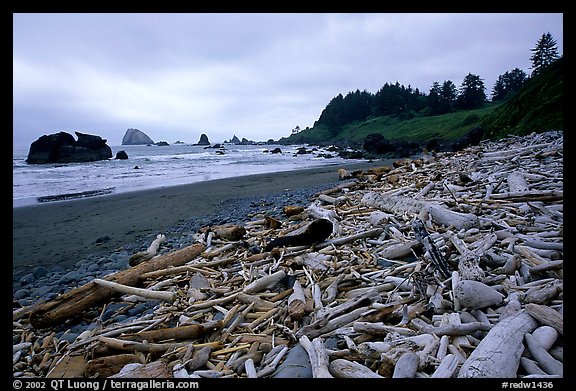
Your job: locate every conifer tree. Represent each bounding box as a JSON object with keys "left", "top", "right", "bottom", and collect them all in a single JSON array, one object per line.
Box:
[{"left": 530, "top": 32, "right": 560, "bottom": 77}]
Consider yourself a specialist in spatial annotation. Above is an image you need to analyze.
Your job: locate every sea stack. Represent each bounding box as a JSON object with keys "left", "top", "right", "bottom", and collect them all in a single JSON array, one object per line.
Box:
[
  {"left": 122, "top": 128, "right": 154, "bottom": 145},
  {"left": 26, "top": 131, "right": 113, "bottom": 164},
  {"left": 195, "top": 134, "right": 210, "bottom": 146}
]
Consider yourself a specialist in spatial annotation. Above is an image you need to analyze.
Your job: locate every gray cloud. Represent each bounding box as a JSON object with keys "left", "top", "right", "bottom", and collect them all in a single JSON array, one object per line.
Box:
[{"left": 13, "top": 13, "right": 563, "bottom": 147}]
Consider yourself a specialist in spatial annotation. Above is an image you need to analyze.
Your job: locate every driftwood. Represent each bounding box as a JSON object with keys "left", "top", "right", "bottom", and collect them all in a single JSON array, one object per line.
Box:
[
  {"left": 361, "top": 192, "right": 479, "bottom": 230},
  {"left": 524, "top": 334, "right": 563, "bottom": 376},
  {"left": 129, "top": 234, "right": 166, "bottom": 266},
  {"left": 329, "top": 359, "right": 384, "bottom": 378},
  {"left": 458, "top": 311, "right": 538, "bottom": 378},
  {"left": 93, "top": 279, "right": 176, "bottom": 302},
  {"left": 431, "top": 354, "right": 460, "bottom": 378},
  {"left": 13, "top": 131, "right": 563, "bottom": 379},
  {"left": 453, "top": 280, "right": 504, "bottom": 310},
  {"left": 28, "top": 243, "right": 205, "bottom": 329},
  {"left": 86, "top": 354, "right": 144, "bottom": 378},
  {"left": 524, "top": 303, "right": 563, "bottom": 335},
  {"left": 392, "top": 352, "right": 419, "bottom": 378}
]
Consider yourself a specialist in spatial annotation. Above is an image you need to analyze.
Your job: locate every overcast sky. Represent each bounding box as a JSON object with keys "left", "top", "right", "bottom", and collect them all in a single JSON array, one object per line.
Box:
[{"left": 13, "top": 13, "right": 563, "bottom": 147}]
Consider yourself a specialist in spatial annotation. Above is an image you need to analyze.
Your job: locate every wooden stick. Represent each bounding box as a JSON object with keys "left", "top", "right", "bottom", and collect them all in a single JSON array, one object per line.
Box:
[
  {"left": 93, "top": 279, "right": 176, "bottom": 302},
  {"left": 243, "top": 270, "right": 286, "bottom": 294}
]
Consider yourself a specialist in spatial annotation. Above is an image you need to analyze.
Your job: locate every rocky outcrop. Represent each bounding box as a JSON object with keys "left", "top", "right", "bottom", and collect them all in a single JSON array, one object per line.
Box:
[
  {"left": 194, "top": 134, "right": 210, "bottom": 146},
  {"left": 228, "top": 135, "right": 241, "bottom": 144},
  {"left": 115, "top": 150, "right": 129, "bottom": 159},
  {"left": 121, "top": 128, "right": 154, "bottom": 145},
  {"left": 26, "top": 131, "right": 113, "bottom": 164}
]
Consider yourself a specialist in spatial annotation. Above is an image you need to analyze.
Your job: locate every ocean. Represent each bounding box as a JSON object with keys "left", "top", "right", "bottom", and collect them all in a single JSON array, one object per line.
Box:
[{"left": 13, "top": 143, "right": 353, "bottom": 207}]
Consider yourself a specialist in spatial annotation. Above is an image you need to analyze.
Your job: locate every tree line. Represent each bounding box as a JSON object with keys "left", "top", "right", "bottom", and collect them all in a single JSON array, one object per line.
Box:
[{"left": 311, "top": 32, "right": 560, "bottom": 135}]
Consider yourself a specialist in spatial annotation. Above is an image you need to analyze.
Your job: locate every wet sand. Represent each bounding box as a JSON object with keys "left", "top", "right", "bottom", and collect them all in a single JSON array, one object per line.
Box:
[{"left": 13, "top": 160, "right": 391, "bottom": 271}]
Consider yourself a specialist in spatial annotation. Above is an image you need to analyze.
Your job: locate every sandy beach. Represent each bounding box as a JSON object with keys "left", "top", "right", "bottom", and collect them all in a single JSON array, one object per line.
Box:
[{"left": 13, "top": 160, "right": 391, "bottom": 272}]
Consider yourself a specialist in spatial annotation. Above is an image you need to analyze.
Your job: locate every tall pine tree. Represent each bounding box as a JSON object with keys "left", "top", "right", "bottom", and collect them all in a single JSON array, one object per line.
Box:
[{"left": 530, "top": 32, "right": 560, "bottom": 77}]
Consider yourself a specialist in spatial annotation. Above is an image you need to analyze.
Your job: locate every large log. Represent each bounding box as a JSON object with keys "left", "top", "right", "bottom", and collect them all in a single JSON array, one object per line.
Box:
[
  {"left": 458, "top": 311, "right": 538, "bottom": 378},
  {"left": 29, "top": 243, "right": 205, "bottom": 329},
  {"left": 361, "top": 192, "right": 479, "bottom": 230}
]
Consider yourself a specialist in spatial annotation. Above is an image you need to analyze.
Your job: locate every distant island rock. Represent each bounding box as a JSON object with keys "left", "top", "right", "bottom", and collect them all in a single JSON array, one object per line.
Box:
[
  {"left": 226, "top": 135, "right": 241, "bottom": 144},
  {"left": 194, "top": 134, "right": 210, "bottom": 146},
  {"left": 26, "top": 131, "right": 113, "bottom": 164},
  {"left": 122, "top": 128, "right": 154, "bottom": 145},
  {"left": 155, "top": 141, "right": 169, "bottom": 146}
]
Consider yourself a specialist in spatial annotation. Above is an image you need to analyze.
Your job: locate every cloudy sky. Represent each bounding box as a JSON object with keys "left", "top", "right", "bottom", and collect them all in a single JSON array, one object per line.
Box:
[{"left": 13, "top": 13, "right": 563, "bottom": 147}]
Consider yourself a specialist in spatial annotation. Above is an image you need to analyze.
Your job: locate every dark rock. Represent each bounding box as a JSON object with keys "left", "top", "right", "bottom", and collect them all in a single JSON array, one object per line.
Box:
[
  {"left": 227, "top": 135, "right": 241, "bottom": 144},
  {"left": 19, "top": 274, "right": 35, "bottom": 285},
  {"left": 115, "top": 150, "right": 129, "bottom": 159},
  {"left": 26, "top": 131, "right": 112, "bottom": 164},
  {"left": 270, "top": 147, "right": 282, "bottom": 154},
  {"left": 195, "top": 134, "right": 210, "bottom": 145},
  {"left": 122, "top": 128, "right": 154, "bottom": 145},
  {"left": 33, "top": 266, "right": 49, "bottom": 279},
  {"left": 95, "top": 235, "right": 111, "bottom": 244},
  {"left": 272, "top": 344, "right": 312, "bottom": 378},
  {"left": 155, "top": 141, "right": 169, "bottom": 146},
  {"left": 363, "top": 133, "right": 394, "bottom": 155},
  {"left": 58, "top": 271, "right": 81, "bottom": 284}
]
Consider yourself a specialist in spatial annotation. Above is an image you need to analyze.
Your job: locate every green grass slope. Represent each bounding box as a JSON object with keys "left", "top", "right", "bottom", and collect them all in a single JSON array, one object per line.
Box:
[{"left": 280, "top": 57, "right": 563, "bottom": 147}]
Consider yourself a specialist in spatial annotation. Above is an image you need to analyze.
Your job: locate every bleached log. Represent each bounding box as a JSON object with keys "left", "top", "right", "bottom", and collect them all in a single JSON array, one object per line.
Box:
[
  {"left": 431, "top": 354, "right": 459, "bottom": 378},
  {"left": 299, "top": 336, "right": 333, "bottom": 378},
  {"left": 306, "top": 204, "right": 340, "bottom": 233},
  {"left": 453, "top": 280, "right": 504, "bottom": 310},
  {"left": 524, "top": 334, "right": 563, "bottom": 376},
  {"left": 361, "top": 192, "right": 479, "bottom": 230},
  {"left": 507, "top": 172, "right": 530, "bottom": 193},
  {"left": 531, "top": 326, "right": 558, "bottom": 351},
  {"left": 243, "top": 270, "right": 286, "bottom": 294},
  {"left": 244, "top": 358, "right": 258, "bottom": 378},
  {"left": 419, "top": 322, "right": 493, "bottom": 336},
  {"left": 93, "top": 279, "right": 176, "bottom": 302},
  {"left": 524, "top": 304, "right": 563, "bottom": 336},
  {"left": 524, "top": 280, "right": 563, "bottom": 304},
  {"left": 329, "top": 359, "right": 383, "bottom": 378},
  {"left": 529, "top": 260, "right": 563, "bottom": 274},
  {"left": 315, "top": 228, "right": 385, "bottom": 250},
  {"left": 447, "top": 231, "right": 484, "bottom": 281},
  {"left": 378, "top": 240, "right": 421, "bottom": 260},
  {"left": 458, "top": 311, "right": 538, "bottom": 378},
  {"left": 392, "top": 352, "right": 419, "bottom": 378},
  {"left": 318, "top": 193, "right": 346, "bottom": 206}
]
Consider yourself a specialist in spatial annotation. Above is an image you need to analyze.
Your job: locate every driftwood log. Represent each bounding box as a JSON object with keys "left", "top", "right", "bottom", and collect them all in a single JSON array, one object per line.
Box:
[
  {"left": 28, "top": 243, "right": 205, "bottom": 329},
  {"left": 458, "top": 311, "right": 538, "bottom": 378}
]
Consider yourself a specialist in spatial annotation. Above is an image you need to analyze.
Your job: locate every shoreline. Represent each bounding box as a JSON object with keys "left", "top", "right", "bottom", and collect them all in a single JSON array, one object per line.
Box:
[{"left": 13, "top": 159, "right": 392, "bottom": 273}]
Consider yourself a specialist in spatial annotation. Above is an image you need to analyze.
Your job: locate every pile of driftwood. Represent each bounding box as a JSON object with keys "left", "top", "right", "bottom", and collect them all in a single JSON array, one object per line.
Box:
[{"left": 13, "top": 130, "right": 563, "bottom": 379}]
